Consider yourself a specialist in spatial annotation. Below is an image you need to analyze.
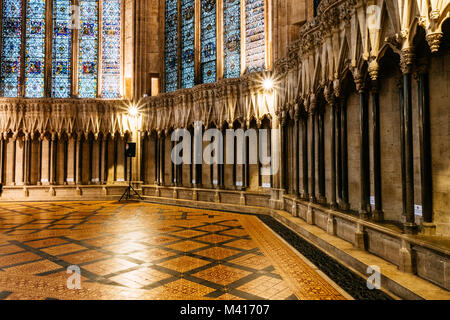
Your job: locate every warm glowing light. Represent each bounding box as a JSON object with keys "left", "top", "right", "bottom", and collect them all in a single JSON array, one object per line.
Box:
[
  {"left": 263, "top": 78, "right": 274, "bottom": 91},
  {"left": 129, "top": 105, "right": 139, "bottom": 117}
]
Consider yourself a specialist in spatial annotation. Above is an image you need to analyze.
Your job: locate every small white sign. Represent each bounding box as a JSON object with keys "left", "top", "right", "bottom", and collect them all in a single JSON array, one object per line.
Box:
[
  {"left": 414, "top": 204, "right": 423, "bottom": 216},
  {"left": 117, "top": 178, "right": 125, "bottom": 182},
  {"left": 262, "top": 183, "right": 271, "bottom": 188},
  {"left": 41, "top": 178, "right": 48, "bottom": 183},
  {"left": 66, "top": 178, "right": 74, "bottom": 182},
  {"left": 192, "top": 179, "right": 196, "bottom": 184},
  {"left": 235, "top": 181, "right": 243, "bottom": 187},
  {"left": 212, "top": 179, "right": 218, "bottom": 185},
  {"left": 91, "top": 178, "right": 99, "bottom": 182},
  {"left": 370, "top": 196, "right": 375, "bottom": 205}
]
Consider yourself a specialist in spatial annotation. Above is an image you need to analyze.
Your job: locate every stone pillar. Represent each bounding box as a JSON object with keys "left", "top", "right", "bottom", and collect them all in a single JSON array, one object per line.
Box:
[
  {"left": 101, "top": 134, "right": 108, "bottom": 184},
  {"left": 63, "top": 136, "right": 68, "bottom": 184},
  {"left": 23, "top": 134, "right": 31, "bottom": 185},
  {"left": 326, "top": 87, "right": 337, "bottom": 209},
  {"left": 159, "top": 132, "right": 165, "bottom": 185},
  {"left": 75, "top": 133, "right": 82, "bottom": 185},
  {"left": 193, "top": 122, "right": 202, "bottom": 186},
  {"left": 398, "top": 79, "right": 407, "bottom": 222},
  {"left": 301, "top": 112, "right": 308, "bottom": 199},
  {"left": 37, "top": 136, "right": 43, "bottom": 185},
  {"left": 371, "top": 79, "right": 383, "bottom": 221},
  {"left": 317, "top": 111, "right": 326, "bottom": 203},
  {"left": 140, "top": 133, "right": 147, "bottom": 184},
  {"left": 401, "top": 49, "right": 418, "bottom": 234},
  {"left": 309, "top": 100, "right": 316, "bottom": 203},
  {"left": 0, "top": 135, "right": 4, "bottom": 185},
  {"left": 155, "top": 133, "right": 159, "bottom": 185},
  {"left": 293, "top": 107, "right": 299, "bottom": 196},
  {"left": 336, "top": 98, "right": 342, "bottom": 203},
  {"left": 280, "top": 112, "right": 287, "bottom": 191},
  {"left": 12, "top": 137, "right": 16, "bottom": 185},
  {"left": 340, "top": 98, "right": 349, "bottom": 210},
  {"left": 357, "top": 76, "right": 370, "bottom": 219},
  {"left": 417, "top": 60, "right": 435, "bottom": 235},
  {"left": 49, "top": 133, "right": 57, "bottom": 185}
]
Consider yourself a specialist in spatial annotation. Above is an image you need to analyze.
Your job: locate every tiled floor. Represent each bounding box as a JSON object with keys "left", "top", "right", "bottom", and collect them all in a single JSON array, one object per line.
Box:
[{"left": 0, "top": 201, "right": 347, "bottom": 300}]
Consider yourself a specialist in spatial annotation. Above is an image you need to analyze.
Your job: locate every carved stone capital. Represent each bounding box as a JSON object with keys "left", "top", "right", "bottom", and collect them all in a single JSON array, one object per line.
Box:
[
  {"left": 400, "top": 48, "right": 415, "bottom": 75},
  {"left": 426, "top": 32, "right": 443, "bottom": 53}
]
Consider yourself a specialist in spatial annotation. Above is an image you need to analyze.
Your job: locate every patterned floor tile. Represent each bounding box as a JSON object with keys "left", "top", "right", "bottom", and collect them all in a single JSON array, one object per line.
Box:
[{"left": 0, "top": 201, "right": 348, "bottom": 300}]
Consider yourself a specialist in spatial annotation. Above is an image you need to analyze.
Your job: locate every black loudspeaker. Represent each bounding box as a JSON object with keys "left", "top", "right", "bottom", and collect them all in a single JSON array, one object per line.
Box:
[{"left": 125, "top": 142, "right": 136, "bottom": 157}]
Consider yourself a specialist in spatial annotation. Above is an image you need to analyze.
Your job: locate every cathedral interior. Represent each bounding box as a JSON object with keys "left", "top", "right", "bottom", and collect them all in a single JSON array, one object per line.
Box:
[{"left": 0, "top": 0, "right": 449, "bottom": 301}]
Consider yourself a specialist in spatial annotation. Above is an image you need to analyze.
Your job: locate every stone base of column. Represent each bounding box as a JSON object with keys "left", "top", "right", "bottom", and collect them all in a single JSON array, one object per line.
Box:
[
  {"left": 214, "top": 191, "right": 220, "bottom": 203},
  {"left": 330, "top": 202, "right": 338, "bottom": 210},
  {"left": 291, "top": 202, "right": 297, "bottom": 217},
  {"left": 399, "top": 240, "right": 415, "bottom": 273},
  {"left": 421, "top": 222, "right": 436, "bottom": 236},
  {"left": 192, "top": 190, "right": 198, "bottom": 201},
  {"left": 240, "top": 192, "right": 246, "bottom": 206},
  {"left": 372, "top": 210, "right": 384, "bottom": 222},
  {"left": 354, "top": 223, "right": 366, "bottom": 250},
  {"left": 403, "top": 222, "right": 418, "bottom": 234},
  {"left": 317, "top": 195, "right": 327, "bottom": 204},
  {"left": 339, "top": 201, "right": 350, "bottom": 211},
  {"left": 172, "top": 189, "right": 178, "bottom": 199},
  {"left": 306, "top": 204, "right": 314, "bottom": 224},
  {"left": 326, "top": 213, "right": 336, "bottom": 235},
  {"left": 359, "top": 209, "right": 370, "bottom": 220},
  {"left": 300, "top": 192, "right": 309, "bottom": 200}
]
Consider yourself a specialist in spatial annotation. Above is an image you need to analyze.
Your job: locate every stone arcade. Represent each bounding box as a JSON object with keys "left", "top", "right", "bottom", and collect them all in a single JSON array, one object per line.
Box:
[{"left": 0, "top": 0, "right": 449, "bottom": 299}]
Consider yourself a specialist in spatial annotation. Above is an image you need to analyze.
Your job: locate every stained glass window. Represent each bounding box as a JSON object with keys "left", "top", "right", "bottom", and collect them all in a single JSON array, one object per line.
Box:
[
  {"left": 245, "top": 0, "right": 265, "bottom": 73},
  {"left": 101, "top": 0, "right": 121, "bottom": 98},
  {"left": 24, "top": 0, "right": 46, "bottom": 97},
  {"left": 200, "top": 0, "right": 216, "bottom": 84},
  {"left": 78, "top": 0, "right": 98, "bottom": 98},
  {"left": 0, "top": 0, "right": 23, "bottom": 97},
  {"left": 165, "top": 0, "right": 178, "bottom": 92},
  {"left": 52, "top": 0, "right": 72, "bottom": 98},
  {"left": 180, "top": 0, "right": 194, "bottom": 88},
  {"left": 223, "top": 0, "right": 240, "bottom": 79}
]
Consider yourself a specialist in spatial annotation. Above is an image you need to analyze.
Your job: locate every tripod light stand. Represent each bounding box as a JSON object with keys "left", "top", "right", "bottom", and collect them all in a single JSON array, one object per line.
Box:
[{"left": 119, "top": 142, "right": 143, "bottom": 201}]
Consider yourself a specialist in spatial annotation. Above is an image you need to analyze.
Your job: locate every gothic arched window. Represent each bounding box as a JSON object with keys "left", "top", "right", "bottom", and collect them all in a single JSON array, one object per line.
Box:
[
  {"left": 0, "top": 0, "right": 122, "bottom": 98},
  {"left": 164, "top": 0, "right": 268, "bottom": 93}
]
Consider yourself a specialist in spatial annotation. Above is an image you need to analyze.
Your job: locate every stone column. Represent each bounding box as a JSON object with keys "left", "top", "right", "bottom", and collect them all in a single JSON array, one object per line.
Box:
[
  {"left": 0, "top": 135, "right": 4, "bottom": 185},
  {"left": 326, "top": 87, "right": 337, "bottom": 209},
  {"left": 63, "top": 137, "right": 68, "bottom": 184},
  {"left": 336, "top": 98, "right": 342, "bottom": 203},
  {"left": 293, "top": 107, "right": 299, "bottom": 196},
  {"left": 193, "top": 122, "right": 202, "bottom": 187},
  {"left": 301, "top": 110, "right": 308, "bottom": 199},
  {"left": 417, "top": 60, "right": 434, "bottom": 234},
  {"left": 400, "top": 48, "right": 417, "bottom": 234},
  {"left": 37, "top": 136, "right": 43, "bottom": 185},
  {"left": 401, "top": 49, "right": 418, "bottom": 234},
  {"left": 309, "top": 105, "right": 316, "bottom": 203},
  {"left": 23, "top": 134, "right": 31, "bottom": 185},
  {"left": 280, "top": 112, "right": 287, "bottom": 191},
  {"left": 159, "top": 132, "right": 165, "bottom": 185},
  {"left": 371, "top": 77, "right": 383, "bottom": 221},
  {"left": 317, "top": 110, "right": 326, "bottom": 203},
  {"left": 155, "top": 133, "right": 159, "bottom": 185},
  {"left": 340, "top": 98, "right": 349, "bottom": 210},
  {"left": 140, "top": 133, "right": 146, "bottom": 184},
  {"left": 356, "top": 76, "right": 370, "bottom": 219},
  {"left": 101, "top": 134, "right": 108, "bottom": 184},
  {"left": 75, "top": 133, "right": 82, "bottom": 185},
  {"left": 49, "top": 133, "right": 57, "bottom": 185}
]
